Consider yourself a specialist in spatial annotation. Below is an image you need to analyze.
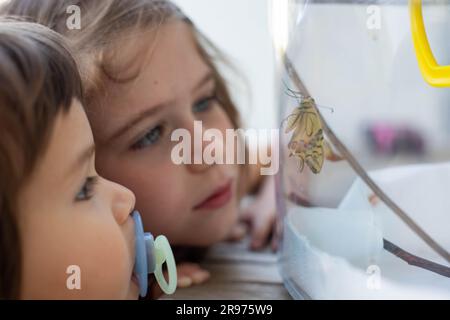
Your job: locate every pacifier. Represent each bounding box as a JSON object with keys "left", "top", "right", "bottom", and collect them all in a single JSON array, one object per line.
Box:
[{"left": 132, "top": 211, "right": 177, "bottom": 297}]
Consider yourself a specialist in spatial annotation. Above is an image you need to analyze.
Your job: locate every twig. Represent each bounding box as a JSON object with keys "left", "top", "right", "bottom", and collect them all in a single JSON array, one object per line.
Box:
[
  {"left": 283, "top": 55, "right": 450, "bottom": 267},
  {"left": 383, "top": 239, "right": 450, "bottom": 278}
]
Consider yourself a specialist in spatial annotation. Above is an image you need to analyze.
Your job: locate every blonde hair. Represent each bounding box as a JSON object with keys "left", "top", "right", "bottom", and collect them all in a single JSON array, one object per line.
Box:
[{"left": 1, "top": 0, "right": 242, "bottom": 129}]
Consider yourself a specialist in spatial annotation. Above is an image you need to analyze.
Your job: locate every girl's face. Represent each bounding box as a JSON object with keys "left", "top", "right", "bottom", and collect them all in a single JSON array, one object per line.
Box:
[
  {"left": 90, "top": 21, "right": 239, "bottom": 246},
  {"left": 18, "top": 101, "right": 138, "bottom": 299}
]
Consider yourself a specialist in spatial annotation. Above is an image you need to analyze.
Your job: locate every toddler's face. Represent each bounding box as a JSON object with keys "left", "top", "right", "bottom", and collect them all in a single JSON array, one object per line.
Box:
[
  {"left": 91, "top": 21, "right": 240, "bottom": 246},
  {"left": 18, "top": 101, "right": 138, "bottom": 299}
]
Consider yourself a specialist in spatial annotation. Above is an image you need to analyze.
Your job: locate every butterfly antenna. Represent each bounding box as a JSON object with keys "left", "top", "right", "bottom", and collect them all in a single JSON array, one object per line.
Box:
[
  {"left": 286, "top": 87, "right": 303, "bottom": 99},
  {"left": 317, "top": 104, "right": 335, "bottom": 113},
  {"left": 283, "top": 81, "right": 303, "bottom": 96},
  {"left": 284, "top": 89, "right": 300, "bottom": 99},
  {"left": 283, "top": 80, "right": 303, "bottom": 97}
]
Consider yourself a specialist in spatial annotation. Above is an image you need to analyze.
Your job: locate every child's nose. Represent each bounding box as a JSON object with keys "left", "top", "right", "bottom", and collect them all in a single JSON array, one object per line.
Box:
[{"left": 110, "top": 181, "right": 136, "bottom": 225}]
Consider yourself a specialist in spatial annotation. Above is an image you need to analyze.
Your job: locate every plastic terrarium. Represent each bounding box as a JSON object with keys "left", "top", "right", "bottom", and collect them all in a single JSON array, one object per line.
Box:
[{"left": 271, "top": 0, "right": 450, "bottom": 299}]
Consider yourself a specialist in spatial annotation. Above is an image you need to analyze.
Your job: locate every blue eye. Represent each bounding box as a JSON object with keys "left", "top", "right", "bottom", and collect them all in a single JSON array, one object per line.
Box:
[
  {"left": 75, "top": 176, "right": 98, "bottom": 202},
  {"left": 132, "top": 126, "right": 163, "bottom": 150},
  {"left": 193, "top": 96, "right": 217, "bottom": 114}
]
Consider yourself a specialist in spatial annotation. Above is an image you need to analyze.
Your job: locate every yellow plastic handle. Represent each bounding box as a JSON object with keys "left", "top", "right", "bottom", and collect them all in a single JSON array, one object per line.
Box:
[{"left": 410, "top": 0, "right": 450, "bottom": 87}]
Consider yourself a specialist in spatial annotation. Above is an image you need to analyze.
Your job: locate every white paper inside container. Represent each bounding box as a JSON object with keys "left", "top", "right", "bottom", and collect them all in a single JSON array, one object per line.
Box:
[
  {"left": 282, "top": 219, "right": 450, "bottom": 299},
  {"left": 340, "top": 162, "right": 450, "bottom": 265},
  {"left": 283, "top": 162, "right": 450, "bottom": 299},
  {"left": 287, "top": 207, "right": 383, "bottom": 270}
]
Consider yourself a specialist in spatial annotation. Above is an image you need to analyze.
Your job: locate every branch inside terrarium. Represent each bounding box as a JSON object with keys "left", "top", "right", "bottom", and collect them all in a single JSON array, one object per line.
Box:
[
  {"left": 383, "top": 239, "right": 450, "bottom": 278},
  {"left": 283, "top": 55, "right": 450, "bottom": 272}
]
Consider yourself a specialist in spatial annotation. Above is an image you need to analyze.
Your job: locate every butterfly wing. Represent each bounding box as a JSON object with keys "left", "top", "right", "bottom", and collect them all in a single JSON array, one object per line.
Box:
[
  {"left": 305, "top": 130, "right": 325, "bottom": 174},
  {"left": 284, "top": 96, "right": 326, "bottom": 174},
  {"left": 284, "top": 108, "right": 302, "bottom": 134},
  {"left": 289, "top": 129, "right": 325, "bottom": 174},
  {"left": 290, "top": 109, "right": 321, "bottom": 141}
]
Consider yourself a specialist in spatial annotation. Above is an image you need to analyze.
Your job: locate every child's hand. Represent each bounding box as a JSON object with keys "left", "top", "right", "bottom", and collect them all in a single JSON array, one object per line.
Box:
[
  {"left": 150, "top": 262, "right": 210, "bottom": 298},
  {"left": 176, "top": 262, "right": 211, "bottom": 288},
  {"left": 241, "top": 195, "right": 276, "bottom": 250},
  {"left": 237, "top": 176, "right": 278, "bottom": 251}
]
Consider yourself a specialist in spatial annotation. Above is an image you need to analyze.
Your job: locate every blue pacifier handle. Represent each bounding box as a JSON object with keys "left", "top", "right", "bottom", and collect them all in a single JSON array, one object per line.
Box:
[
  {"left": 133, "top": 211, "right": 148, "bottom": 297},
  {"left": 132, "top": 211, "right": 177, "bottom": 297}
]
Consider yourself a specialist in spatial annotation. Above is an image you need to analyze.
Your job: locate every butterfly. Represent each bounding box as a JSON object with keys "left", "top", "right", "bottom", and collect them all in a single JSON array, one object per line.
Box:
[{"left": 283, "top": 88, "right": 341, "bottom": 174}]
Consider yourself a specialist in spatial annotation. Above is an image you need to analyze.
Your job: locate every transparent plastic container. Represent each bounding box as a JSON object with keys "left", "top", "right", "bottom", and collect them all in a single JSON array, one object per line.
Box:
[{"left": 272, "top": 0, "right": 450, "bottom": 299}]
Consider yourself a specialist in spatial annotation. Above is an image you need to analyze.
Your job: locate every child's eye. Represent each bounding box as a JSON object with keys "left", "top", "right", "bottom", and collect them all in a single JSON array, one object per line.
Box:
[
  {"left": 193, "top": 96, "right": 217, "bottom": 114},
  {"left": 131, "top": 125, "right": 163, "bottom": 150},
  {"left": 75, "top": 176, "right": 98, "bottom": 202}
]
